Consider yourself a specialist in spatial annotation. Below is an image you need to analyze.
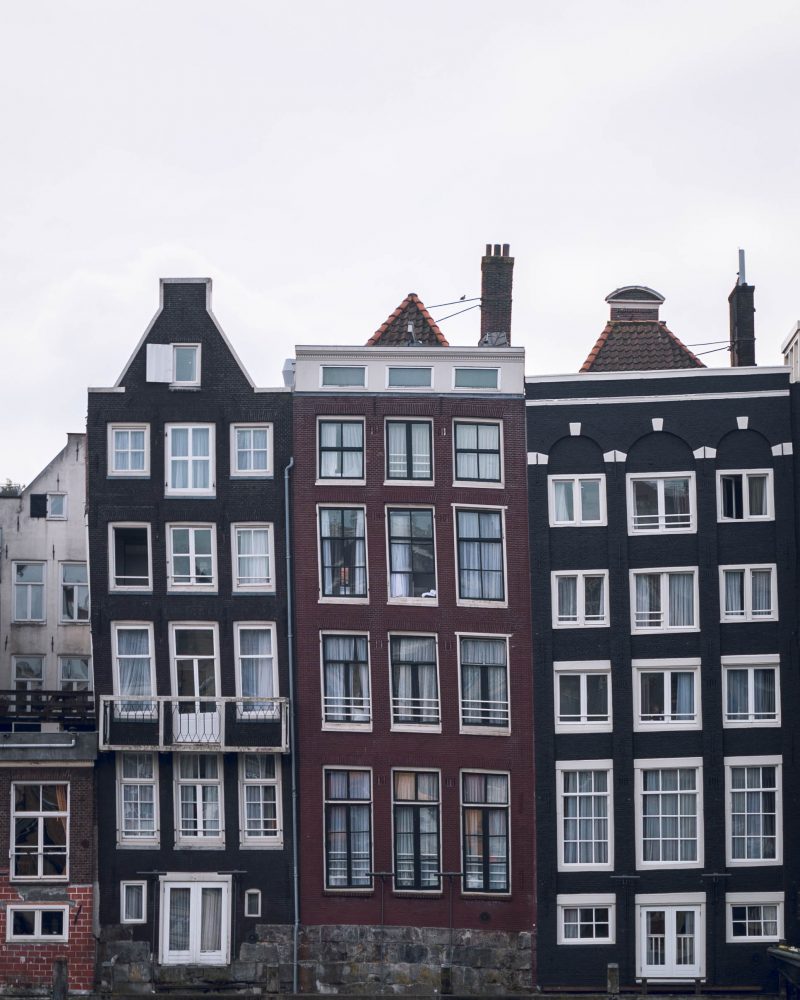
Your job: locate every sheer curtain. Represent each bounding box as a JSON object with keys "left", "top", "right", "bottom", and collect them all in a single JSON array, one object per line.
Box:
[
  {"left": 238, "top": 529, "right": 269, "bottom": 586},
  {"left": 553, "top": 482, "right": 574, "bottom": 522},
  {"left": 558, "top": 578, "right": 577, "bottom": 623},
  {"left": 672, "top": 672, "right": 694, "bottom": 720},
  {"left": 324, "top": 636, "right": 369, "bottom": 722},
  {"left": 341, "top": 423, "right": 363, "bottom": 478},
  {"left": 394, "top": 806, "right": 414, "bottom": 886},
  {"left": 726, "top": 669, "right": 748, "bottom": 720},
  {"left": 170, "top": 428, "right": 189, "bottom": 489},
  {"left": 456, "top": 424, "right": 478, "bottom": 479},
  {"left": 636, "top": 574, "right": 660, "bottom": 626},
  {"left": 751, "top": 570, "right": 772, "bottom": 616},
  {"left": 411, "top": 423, "right": 430, "bottom": 478},
  {"left": 168, "top": 888, "right": 191, "bottom": 951},
  {"left": 392, "top": 637, "right": 437, "bottom": 723},
  {"left": 239, "top": 628, "right": 274, "bottom": 714},
  {"left": 478, "top": 424, "right": 500, "bottom": 480},
  {"left": 748, "top": 475, "right": 767, "bottom": 516},
  {"left": 191, "top": 427, "right": 210, "bottom": 489},
  {"left": 389, "top": 536, "right": 412, "bottom": 597},
  {"left": 724, "top": 571, "right": 745, "bottom": 617},
  {"left": 117, "top": 629, "right": 153, "bottom": 715},
  {"left": 200, "top": 887, "right": 223, "bottom": 953},
  {"left": 387, "top": 424, "right": 407, "bottom": 478},
  {"left": 461, "top": 638, "right": 507, "bottom": 726},
  {"left": 664, "top": 478, "right": 690, "bottom": 526},
  {"left": 754, "top": 668, "right": 776, "bottom": 718},
  {"left": 668, "top": 574, "right": 694, "bottom": 627},
  {"left": 458, "top": 511, "right": 481, "bottom": 597}
]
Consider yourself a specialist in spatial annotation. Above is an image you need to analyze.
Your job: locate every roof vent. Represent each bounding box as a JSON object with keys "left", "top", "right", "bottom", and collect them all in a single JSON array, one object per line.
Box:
[{"left": 606, "top": 286, "right": 664, "bottom": 322}]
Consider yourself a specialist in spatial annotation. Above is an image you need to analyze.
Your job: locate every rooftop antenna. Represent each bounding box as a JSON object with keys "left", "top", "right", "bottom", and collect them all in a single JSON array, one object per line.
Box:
[{"left": 738, "top": 248, "right": 746, "bottom": 286}]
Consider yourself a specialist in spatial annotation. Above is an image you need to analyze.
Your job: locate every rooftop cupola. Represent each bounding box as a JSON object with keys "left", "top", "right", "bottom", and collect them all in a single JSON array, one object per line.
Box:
[{"left": 605, "top": 285, "right": 665, "bottom": 322}]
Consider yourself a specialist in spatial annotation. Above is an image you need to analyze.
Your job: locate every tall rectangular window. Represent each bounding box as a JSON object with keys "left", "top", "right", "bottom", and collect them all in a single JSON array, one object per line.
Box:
[
  {"left": 13, "top": 562, "right": 45, "bottom": 622},
  {"left": 390, "top": 635, "right": 439, "bottom": 728},
  {"left": 722, "top": 658, "right": 780, "bottom": 727},
  {"left": 462, "top": 772, "right": 509, "bottom": 893},
  {"left": 172, "top": 344, "right": 200, "bottom": 385},
  {"left": 557, "top": 762, "right": 612, "bottom": 870},
  {"left": 121, "top": 882, "right": 147, "bottom": 923},
  {"left": 165, "top": 424, "right": 215, "bottom": 496},
  {"left": 60, "top": 563, "right": 89, "bottom": 622},
  {"left": 453, "top": 421, "right": 502, "bottom": 483},
  {"left": 393, "top": 771, "right": 440, "bottom": 891},
  {"left": 455, "top": 508, "right": 505, "bottom": 602},
  {"left": 231, "top": 424, "right": 272, "bottom": 477},
  {"left": 168, "top": 525, "right": 217, "bottom": 590},
  {"left": 176, "top": 755, "right": 223, "bottom": 845},
  {"left": 387, "top": 508, "right": 436, "bottom": 599},
  {"left": 459, "top": 636, "right": 509, "bottom": 731},
  {"left": 631, "top": 569, "right": 697, "bottom": 631},
  {"left": 235, "top": 623, "right": 277, "bottom": 718},
  {"left": 109, "top": 524, "right": 152, "bottom": 591},
  {"left": 552, "top": 571, "right": 608, "bottom": 627},
  {"left": 232, "top": 524, "right": 274, "bottom": 592},
  {"left": 628, "top": 474, "right": 695, "bottom": 533},
  {"left": 636, "top": 762, "right": 702, "bottom": 868},
  {"left": 726, "top": 758, "right": 781, "bottom": 865},
  {"left": 117, "top": 752, "right": 158, "bottom": 846},
  {"left": 386, "top": 420, "right": 432, "bottom": 481},
  {"left": 554, "top": 661, "right": 611, "bottom": 732},
  {"left": 549, "top": 476, "right": 605, "bottom": 526},
  {"left": 112, "top": 624, "right": 155, "bottom": 718},
  {"left": 239, "top": 754, "right": 281, "bottom": 846},
  {"left": 108, "top": 424, "right": 149, "bottom": 477},
  {"left": 324, "top": 769, "right": 372, "bottom": 889},
  {"left": 322, "top": 634, "right": 370, "bottom": 725},
  {"left": 11, "top": 783, "right": 68, "bottom": 880},
  {"left": 720, "top": 566, "right": 777, "bottom": 621},
  {"left": 718, "top": 470, "right": 773, "bottom": 521},
  {"left": 319, "top": 507, "right": 367, "bottom": 598},
  {"left": 318, "top": 420, "right": 364, "bottom": 480}
]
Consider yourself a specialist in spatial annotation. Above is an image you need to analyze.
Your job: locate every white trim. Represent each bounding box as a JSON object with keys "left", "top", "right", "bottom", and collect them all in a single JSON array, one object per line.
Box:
[
  {"left": 651, "top": 418, "right": 664, "bottom": 431},
  {"left": 386, "top": 365, "right": 433, "bottom": 390},
  {"left": 173, "top": 753, "right": 225, "bottom": 849},
  {"left": 632, "top": 659, "right": 701, "bottom": 732},
  {"left": 603, "top": 450, "right": 627, "bottom": 462},
  {"left": 319, "top": 630, "right": 372, "bottom": 732},
  {"left": 526, "top": 365, "right": 789, "bottom": 383},
  {"left": 634, "top": 896, "right": 706, "bottom": 980},
  {"left": 11, "top": 560, "right": 46, "bottom": 623},
  {"left": 452, "top": 366, "right": 501, "bottom": 391},
  {"left": 58, "top": 560, "right": 89, "bottom": 624},
  {"left": 633, "top": 757, "right": 704, "bottom": 870},
  {"left": 725, "top": 892, "right": 784, "bottom": 943},
  {"left": 108, "top": 523, "right": 153, "bottom": 593},
  {"left": 452, "top": 418, "right": 505, "bottom": 488},
  {"left": 721, "top": 655, "right": 781, "bottom": 728},
  {"left": 390, "top": 767, "right": 443, "bottom": 894},
  {"left": 626, "top": 472, "right": 696, "bottom": 535},
  {"left": 320, "top": 364, "right": 367, "bottom": 389},
  {"left": 553, "top": 660, "right": 612, "bottom": 734},
  {"left": 46, "top": 492, "right": 67, "bottom": 520},
  {"left": 171, "top": 343, "right": 201, "bottom": 387},
  {"left": 384, "top": 417, "right": 434, "bottom": 485},
  {"left": 168, "top": 623, "right": 221, "bottom": 749},
  {"left": 569, "top": 422, "right": 581, "bottom": 436},
  {"left": 772, "top": 442, "right": 794, "bottom": 456},
  {"left": 527, "top": 451, "right": 548, "bottom": 465},
  {"left": 724, "top": 755, "right": 782, "bottom": 867},
  {"left": 456, "top": 633, "right": 510, "bottom": 736},
  {"left": 230, "top": 423, "right": 274, "bottom": 479},
  {"left": 693, "top": 446, "right": 717, "bottom": 459},
  {"left": 317, "top": 504, "right": 369, "bottom": 603},
  {"left": 459, "top": 769, "right": 511, "bottom": 897},
  {"left": 551, "top": 570, "right": 609, "bottom": 628},
  {"left": 120, "top": 881, "right": 148, "bottom": 924},
  {"left": 166, "top": 523, "right": 218, "bottom": 593},
  {"left": 111, "top": 622, "right": 156, "bottom": 717},
  {"left": 238, "top": 752, "right": 283, "bottom": 849},
  {"left": 164, "top": 423, "right": 216, "bottom": 497},
  {"left": 716, "top": 469, "right": 774, "bottom": 522},
  {"left": 116, "top": 751, "right": 160, "bottom": 848},
  {"left": 548, "top": 474, "right": 607, "bottom": 527},
  {"left": 107, "top": 422, "right": 150, "bottom": 478},
  {"left": 556, "top": 893, "right": 616, "bottom": 945},
  {"left": 10, "top": 781, "right": 70, "bottom": 882},
  {"left": 244, "top": 888, "right": 262, "bottom": 918},
  {"left": 385, "top": 504, "right": 439, "bottom": 606},
  {"left": 453, "top": 505, "right": 508, "bottom": 608},
  {"left": 6, "top": 904, "right": 69, "bottom": 943},
  {"left": 233, "top": 621, "right": 280, "bottom": 717},
  {"left": 231, "top": 523, "right": 276, "bottom": 594},
  {"left": 630, "top": 567, "right": 699, "bottom": 633},
  {"left": 555, "top": 759, "right": 614, "bottom": 872},
  {"left": 719, "top": 564, "right": 778, "bottom": 622},
  {"left": 316, "top": 416, "right": 366, "bottom": 485},
  {"left": 737, "top": 415, "right": 749, "bottom": 429},
  {"left": 388, "top": 631, "right": 441, "bottom": 733},
  {"left": 526, "top": 389, "right": 790, "bottom": 406},
  {"left": 158, "top": 873, "right": 232, "bottom": 965}
]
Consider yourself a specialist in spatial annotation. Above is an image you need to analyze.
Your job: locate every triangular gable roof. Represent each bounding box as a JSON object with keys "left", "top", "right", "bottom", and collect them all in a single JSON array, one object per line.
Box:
[
  {"left": 580, "top": 320, "right": 705, "bottom": 372},
  {"left": 366, "top": 293, "right": 449, "bottom": 347}
]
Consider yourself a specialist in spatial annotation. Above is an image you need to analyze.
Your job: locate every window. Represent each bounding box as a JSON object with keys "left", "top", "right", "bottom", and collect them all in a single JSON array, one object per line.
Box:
[
  {"left": 393, "top": 770, "right": 440, "bottom": 891},
  {"left": 455, "top": 508, "right": 505, "bottom": 603},
  {"left": 112, "top": 623, "right": 156, "bottom": 718},
  {"left": 175, "top": 755, "right": 223, "bottom": 846},
  {"left": 549, "top": 475, "right": 606, "bottom": 526},
  {"left": 459, "top": 636, "right": 509, "bottom": 732},
  {"left": 454, "top": 367, "right": 498, "bottom": 389},
  {"left": 453, "top": 421, "right": 502, "bottom": 484},
  {"left": 722, "top": 657, "right": 780, "bottom": 727},
  {"left": 552, "top": 571, "right": 608, "bottom": 627},
  {"left": 387, "top": 508, "right": 436, "bottom": 600},
  {"left": 319, "top": 507, "right": 367, "bottom": 598},
  {"left": 385, "top": 420, "right": 432, "bottom": 481},
  {"left": 165, "top": 424, "right": 215, "bottom": 496},
  {"left": 321, "top": 365, "right": 365, "bottom": 388},
  {"left": 46, "top": 493, "right": 66, "bottom": 519},
  {"left": 321, "top": 634, "right": 370, "bottom": 726},
  {"left": 726, "top": 893, "right": 783, "bottom": 942},
  {"left": 318, "top": 419, "right": 364, "bottom": 480},
  {"left": 718, "top": 470, "right": 773, "bottom": 521},
  {"left": 239, "top": 754, "right": 281, "bottom": 847},
  {"left": 726, "top": 757, "right": 781, "bottom": 865},
  {"left": 59, "top": 656, "right": 91, "bottom": 691},
  {"left": 557, "top": 895, "right": 616, "bottom": 945},
  {"left": 635, "top": 760, "right": 702, "bottom": 869},
  {"left": 11, "top": 783, "right": 68, "bottom": 880},
  {"left": 628, "top": 474, "right": 695, "bottom": 533},
  {"left": 109, "top": 524, "right": 152, "bottom": 591},
  {"left": 631, "top": 569, "right": 698, "bottom": 632},
  {"left": 13, "top": 562, "right": 45, "bottom": 622},
  {"left": 387, "top": 366, "right": 432, "bottom": 388},
  {"left": 556, "top": 762, "right": 613, "bottom": 870},
  {"left": 159, "top": 876, "right": 230, "bottom": 965},
  {"left": 636, "top": 896, "right": 705, "bottom": 980},
  {"left": 462, "top": 772, "right": 509, "bottom": 894},
  {"left": 170, "top": 624, "right": 220, "bottom": 744},
  {"left": 720, "top": 565, "right": 777, "bottom": 621},
  {"left": 117, "top": 752, "right": 159, "bottom": 846},
  {"left": 13, "top": 655, "right": 43, "bottom": 694},
  {"left": 244, "top": 889, "right": 261, "bottom": 918},
  {"left": 324, "top": 768, "right": 372, "bottom": 889},
  {"left": 168, "top": 524, "right": 217, "bottom": 591},
  {"left": 147, "top": 343, "right": 201, "bottom": 386},
  {"left": 121, "top": 882, "right": 147, "bottom": 924},
  {"left": 390, "top": 635, "right": 440, "bottom": 729},
  {"left": 232, "top": 524, "right": 275, "bottom": 592},
  {"left": 6, "top": 906, "right": 68, "bottom": 942},
  {"left": 554, "top": 661, "right": 611, "bottom": 733},
  {"left": 234, "top": 623, "right": 278, "bottom": 718},
  {"left": 60, "top": 563, "right": 89, "bottom": 622},
  {"left": 108, "top": 424, "right": 149, "bottom": 477},
  {"left": 230, "top": 423, "right": 272, "bottom": 477},
  {"left": 633, "top": 660, "right": 700, "bottom": 731}
]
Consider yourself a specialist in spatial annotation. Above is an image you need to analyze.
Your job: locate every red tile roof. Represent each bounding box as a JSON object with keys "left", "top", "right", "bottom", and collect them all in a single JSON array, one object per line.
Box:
[
  {"left": 366, "top": 293, "right": 449, "bottom": 347},
  {"left": 580, "top": 320, "right": 705, "bottom": 372}
]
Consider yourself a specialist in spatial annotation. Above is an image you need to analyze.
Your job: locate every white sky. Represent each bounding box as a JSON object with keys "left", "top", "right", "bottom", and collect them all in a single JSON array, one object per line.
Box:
[{"left": 2, "top": 0, "right": 799, "bottom": 484}]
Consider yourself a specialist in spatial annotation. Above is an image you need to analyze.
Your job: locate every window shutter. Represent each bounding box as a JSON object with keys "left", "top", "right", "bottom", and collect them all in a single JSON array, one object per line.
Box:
[
  {"left": 146, "top": 344, "right": 173, "bottom": 383},
  {"left": 30, "top": 494, "right": 47, "bottom": 518}
]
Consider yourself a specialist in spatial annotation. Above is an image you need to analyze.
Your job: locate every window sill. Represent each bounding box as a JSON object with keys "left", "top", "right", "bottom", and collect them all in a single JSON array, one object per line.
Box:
[
  {"left": 459, "top": 726, "right": 511, "bottom": 737},
  {"left": 231, "top": 472, "right": 274, "bottom": 480},
  {"left": 391, "top": 724, "right": 442, "bottom": 734},
  {"left": 315, "top": 479, "right": 366, "bottom": 488},
  {"left": 107, "top": 472, "right": 151, "bottom": 479},
  {"left": 452, "top": 480, "right": 505, "bottom": 490},
  {"left": 318, "top": 596, "right": 370, "bottom": 605},
  {"left": 239, "top": 840, "right": 285, "bottom": 850},
  {"left": 384, "top": 479, "right": 435, "bottom": 487},
  {"left": 456, "top": 599, "right": 508, "bottom": 609},
  {"left": 387, "top": 597, "right": 439, "bottom": 607},
  {"left": 322, "top": 722, "right": 373, "bottom": 732},
  {"left": 553, "top": 621, "right": 610, "bottom": 629}
]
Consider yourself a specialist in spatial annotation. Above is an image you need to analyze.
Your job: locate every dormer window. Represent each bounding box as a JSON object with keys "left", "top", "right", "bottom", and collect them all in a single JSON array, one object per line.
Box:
[{"left": 145, "top": 344, "right": 201, "bottom": 386}]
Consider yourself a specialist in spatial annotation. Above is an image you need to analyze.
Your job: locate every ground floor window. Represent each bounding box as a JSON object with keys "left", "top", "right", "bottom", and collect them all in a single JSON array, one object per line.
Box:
[
  {"left": 159, "top": 876, "right": 231, "bottom": 965},
  {"left": 7, "top": 905, "right": 68, "bottom": 942},
  {"left": 636, "top": 896, "right": 705, "bottom": 979}
]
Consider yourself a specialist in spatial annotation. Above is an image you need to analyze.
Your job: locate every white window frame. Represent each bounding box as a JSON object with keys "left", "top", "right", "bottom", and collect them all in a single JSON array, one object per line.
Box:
[
  {"left": 722, "top": 655, "right": 781, "bottom": 728},
  {"left": 630, "top": 568, "right": 699, "bottom": 633},
  {"left": 239, "top": 753, "right": 283, "bottom": 848},
  {"left": 107, "top": 423, "right": 150, "bottom": 478},
  {"left": 108, "top": 523, "right": 153, "bottom": 592},
  {"left": 121, "top": 881, "right": 148, "bottom": 924},
  {"left": 231, "top": 523, "right": 276, "bottom": 593},
  {"left": 158, "top": 874, "right": 231, "bottom": 966},
  {"left": 320, "top": 631, "right": 372, "bottom": 731},
  {"left": 719, "top": 564, "right": 778, "bottom": 622},
  {"left": 555, "top": 760, "right": 614, "bottom": 872},
  {"left": 385, "top": 505, "right": 438, "bottom": 605},
  {"left": 234, "top": 622, "right": 279, "bottom": 718},
  {"left": 548, "top": 475, "right": 607, "bottom": 527},
  {"left": 320, "top": 365, "right": 366, "bottom": 389},
  {"left": 725, "top": 755, "right": 782, "bottom": 867},
  {"left": 6, "top": 904, "right": 69, "bottom": 943},
  {"left": 167, "top": 523, "right": 217, "bottom": 592},
  {"left": 13, "top": 654, "right": 44, "bottom": 694},
  {"left": 453, "top": 505, "right": 508, "bottom": 608},
  {"left": 12, "top": 561, "right": 45, "bottom": 623},
  {"left": 111, "top": 622, "right": 157, "bottom": 719},
  {"left": 717, "top": 469, "right": 774, "bottom": 522},
  {"left": 554, "top": 661, "right": 612, "bottom": 733},
  {"left": 632, "top": 659, "right": 701, "bottom": 732},
  {"left": 169, "top": 622, "right": 221, "bottom": 738},
  {"left": 230, "top": 422, "right": 273, "bottom": 478},
  {"left": 316, "top": 417, "right": 366, "bottom": 484},
  {"left": 171, "top": 343, "right": 201, "bottom": 386},
  {"left": 452, "top": 419, "right": 504, "bottom": 488},
  {"left": 457, "top": 633, "right": 510, "bottom": 735},
  {"left": 164, "top": 423, "right": 215, "bottom": 497},
  {"left": 317, "top": 504, "right": 369, "bottom": 603},
  {"left": 46, "top": 492, "right": 67, "bottom": 520},
  {"left": 59, "top": 561, "right": 89, "bottom": 623},
  {"left": 551, "top": 570, "right": 609, "bottom": 628},
  {"left": 452, "top": 366, "right": 500, "bottom": 391},
  {"left": 385, "top": 418, "right": 434, "bottom": 484},
  {"left": 556, "top": 893, "right": 616, "bottom": 945},
  {"left": 386, "top": 365, "right": 432, "bottom": 389},
  {"left": 244, "top": 889, "right": 261, "bottom": 918},
  {"left": 58, "top": 654, "right": 92, "bottom": 692},
  {"left": 116, "top": 751, "right": 160, "bottom": 848},
  {"left": 635, "top": 893, "right": 706, "bottom": 981},
  {"left": 389, "top": 632, "right": 441, "bottom": 733},
  {"left": 173, "top": 754, "right": 225, "bottom": 848},
  {"left": 10, "top": 782, "right": 69, "bottom": 882},
  {"left": 460, "top": 769, "right": 511, "bottom": 896},
  {"left": 634, "top": 758, "right": 704, "bottom": 870},
  {"left": 627, "top": 472, "right": 696, "bottom": 534},
  {"left": 391, "top": 767, "right": 442, "bottom": 894},
  {"left": 726, "top": 892, "right": 783, "bottom": 943}
]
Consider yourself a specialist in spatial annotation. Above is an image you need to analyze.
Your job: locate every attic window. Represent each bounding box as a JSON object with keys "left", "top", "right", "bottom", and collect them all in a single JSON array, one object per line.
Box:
[
  {"left": 387, "top": 367, "right": 432, "bottom": 388},
  {"left": 321, "top": 366, "right": 366, "bottom": 388},
  {"left": 145, "top": 344, "right": 201, "bottom": 386},
  {"left": 454, "top": 367, "right": 499, "bottom": 390}
]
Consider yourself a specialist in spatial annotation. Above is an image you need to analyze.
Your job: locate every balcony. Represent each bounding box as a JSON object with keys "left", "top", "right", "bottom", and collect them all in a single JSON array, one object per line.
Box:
[
  {"left": 0, "top": 689, "right": 95, "bottom": 729},
  {"left": 98, "top": 695, "right": 289, "bottom": 752}
]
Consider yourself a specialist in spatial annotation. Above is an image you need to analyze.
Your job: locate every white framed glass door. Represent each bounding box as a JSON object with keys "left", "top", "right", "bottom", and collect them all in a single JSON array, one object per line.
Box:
[
  {"left": 172, "top": 626, "right": 220, "bottom": 743},
  {"left": 638, "top": 903, "right": 703, "bottom": 979},
  {"left": 160, "top": 879, "right": 230, "bottom": 965}
]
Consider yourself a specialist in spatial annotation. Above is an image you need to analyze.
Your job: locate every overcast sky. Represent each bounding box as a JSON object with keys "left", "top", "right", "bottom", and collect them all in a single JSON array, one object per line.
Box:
[{"left": 2, "top": 0, "right": 799, "bottom": 483}]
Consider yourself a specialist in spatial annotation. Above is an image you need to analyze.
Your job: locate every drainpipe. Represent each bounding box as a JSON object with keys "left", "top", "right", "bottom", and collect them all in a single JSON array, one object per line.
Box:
[{"left": 284, "top": 457, "right": 300, "bottom": 993}]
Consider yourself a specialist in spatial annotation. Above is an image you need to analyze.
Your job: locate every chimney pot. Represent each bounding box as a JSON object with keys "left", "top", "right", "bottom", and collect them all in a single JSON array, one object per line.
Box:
[
  {"left": 729, "top": 256, "right": 756, "bottom": 367},
  {"left": 502, "top": 244, "right": 510, "bottom": 257},
  {"left": 485, "top": 244, "right": 491, "bottom": 255},
  {"left": 493, "top": 244, "right": 501, "bottom": 256}
]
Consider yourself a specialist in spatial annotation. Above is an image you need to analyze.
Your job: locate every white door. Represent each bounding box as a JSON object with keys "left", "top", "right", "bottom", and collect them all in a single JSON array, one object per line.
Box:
[
  {"left": 174, "top": 628, "right": 220, "bottom": 743},
  {"left": 639, "top": 905, "right": 703, "bottom": 979},
  {"left": 161, "top": 880, "right": 229, "bottom": 965}
]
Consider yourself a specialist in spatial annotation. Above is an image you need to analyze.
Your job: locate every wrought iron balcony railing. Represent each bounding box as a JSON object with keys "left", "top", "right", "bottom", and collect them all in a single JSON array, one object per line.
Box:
[{"left": 0, "top": 689, "right": 95, "bottom": 729}]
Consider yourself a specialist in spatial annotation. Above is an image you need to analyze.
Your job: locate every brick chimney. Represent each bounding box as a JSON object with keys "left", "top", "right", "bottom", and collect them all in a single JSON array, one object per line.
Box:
[
  {"left": 479, "top": 244, "right": 513, "bottom": 346},
  {"left": 729, "top": 250, "right": 756, "bottom": 366}
]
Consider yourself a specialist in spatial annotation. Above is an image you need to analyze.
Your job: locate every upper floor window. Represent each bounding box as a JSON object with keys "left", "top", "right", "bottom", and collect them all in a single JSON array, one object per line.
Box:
[
  {"left": 552, "top": 571, "right": 608, "bottom": 628},
  {"left": 722, "top": 656, "right": 780, "bottom": 727},
  {"left": 231, "top": 424, "right": 272, "bottom": 478},
  {"left": 386, "top": 420, "right": 432, "bottom": 481},
  {"left": 232, "top": 524, "right": 275, "bottom": 593},
  {"left": 387, "top": 366, "right": 432, "bottom": 388},
  {"left": 635, "top": 759, "right": 703, "bottom": 869},
  {"left": 725, "top": 757, "right": 781, "bottom": 865},
  {"left": 324, "top": 768, "right": 372, "bottom": 889},
  {"left": 146, "top": 343, "right": 200, "bottom": 386},
  {"left": 112, "top": 623, "right": 156, "bottom": 718},
  {"left": 108, "top": 424, "right": 149, "bottom": 477},
  {"left": 462, "top": 772, "right": 509, "bottom": 894},
  {"left": 554, "top": 661, "right": 611, "bottom": 733},
  {"left": 11, "top": 783, "right": 68, "bottom": 880},
  {"left": 455, "top": 508, "right": 505, "bottom": 603},
  {"left": 175, "top": 754, "right": 223, "bottom": 846},
  {"left": 454, "top": 367, "right": 499, "bottom": 390},
  {"left": 234, "top": 623, "right": 278, "bottom": 718},
  {"left": 387, "top": 508, "right": 436, "bottom": 601},
  {"left": 459, "top": 635, "right": 509, "bottom": 732},
  {"left": 321, "top": 365, "right": 366, "bottom": 388},
  {"left": 318, "top": 419, "right": 364, "bottom": 481},
  {"left": 631, "top": 569, "right": 698, "bottom": 632},
  {"left": 549, "top": 475, "right": 605, "bottom": 527},
  {"left": 633, "top": 659, "right": 700, "bottom": 731},
  {"left": 453, "top": 421, "right": 502, "bottom": 484},
  {"left": 165, "top": 424, "right": 215, "bottom": 496},
  {"left": 319, "top": 507, "right": 367, "bottom": 599},
  {"left": 393, "top": 770, "right": 441, "bottom": 892},
  {"left": 13, "top": 562, "right": 45, "bottom": 622},
  {"left": 390, "top": 634, "right": 440, "bottom": 729},
  {"left": 13, "top": 655, "right": 43, "bottom": 695},
  {"left": 109, "top": 524, "right": 152, "bottom": 591},
  {"left": 720, "top": 565, "right": 777, "bottom": 622},
  {"left": 59, "top": 656, "right": 92, "bottom": 692},
  {"left": 60, "top": 563, "right": 89, "bottom": 622},
  {"left": 117, "top": 752, "right": 159, "bottom": 846},
  {"left": 168, "top": 524, "right": 217, "bottom": 591},
  {"left": 718, "top": 470, "right": 773, "bottom": 521},
  {"left": 321, "top": 633, "right": 371, "bottom": 727},
  {"left": 47, "top": 493, "right": 67, "bottom": 519},
  {"left": 628, "top": 473, "right": 695, "bottom": 533},
  {"left": 556, "top": 761, "right": 613, "bottom": 871},
  {"left": 239, "top": 754, "right": 281, "bottom": 846}
]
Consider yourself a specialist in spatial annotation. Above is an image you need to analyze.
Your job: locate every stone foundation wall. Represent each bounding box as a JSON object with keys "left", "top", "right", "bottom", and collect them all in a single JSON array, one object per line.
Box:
[{"left": 98, "top": 922, "right": 532, "bottom": 995}]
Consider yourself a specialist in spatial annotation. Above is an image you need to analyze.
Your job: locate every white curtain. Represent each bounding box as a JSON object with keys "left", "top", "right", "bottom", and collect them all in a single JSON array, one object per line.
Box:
[
  {"left": 754, "top": 668, "right": 776, "bottom": 718},
  {"left": 672, "top": 672, "right": 694, "bottom": 720},
  {"left": 664, "top": 478, "right": 690, "bottom": 525},
  {"left": 392, "top": 637, "right": 437, "bottom": 722},
  {"left": 748, "top": 475, "right": 767, "bottom": 515},
  {"left": 387, "top": 423, "right": 408, "bottom": 478},
  {"left": 668, "top": 573, "right": 694, "bottom": 627},
  {"left": 411, "top": 423, "right": 430, "bottom": 477},
  {"left": 117, "top": 628, "right": 152, "bottom": 714},
  {"left": 341, "top": 423, "right": 363, "bottom": 477},
  {"left": 478, "top": 424, "right": 500, "bottom": 480},
  {"left": 238, "top": 529, "right": 269, "bottom": 585},
  {"left": 726, "top": 668, "right": 748, "bottom": 719},
  {"left": 563, "top": 770, "right": 607, "bottom": 864},
  {"left": 557, "top": 577, "right": 577, "bottom": 623},
  {"left": 320, "top": 510, "right": 366, "bottom": 596},
  {"left": 724, "top": 570, "right": 744, "bottom": 616},
  {"left": 323, "top": 636, "right": 369, "bottom": 721},
  {"left": 554, "top": 481, "right": 574, "bottom": 522},
  {"left": 239, "top": 628, "right": 274, "bottom": 712},
  {"left": 584, "top": 576, "right": 604, "bottom": 622},
  {"left": 461, "top": 638, "right": 507, "bottom": 725},
  {"left": 200, "top": 887, "right": 222, "bottom": 952},
  {"left": 168, "top": 888, "right": 191, "bottom": 951},
  {"left": 751, "top": 570, "right": 772, "bottom": 615},
  {"left": 191, "top": 427, "right": 210, "bottom": 489},
  {"left": 170, "top": 428, "right": 189, "bottom": 489}
]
